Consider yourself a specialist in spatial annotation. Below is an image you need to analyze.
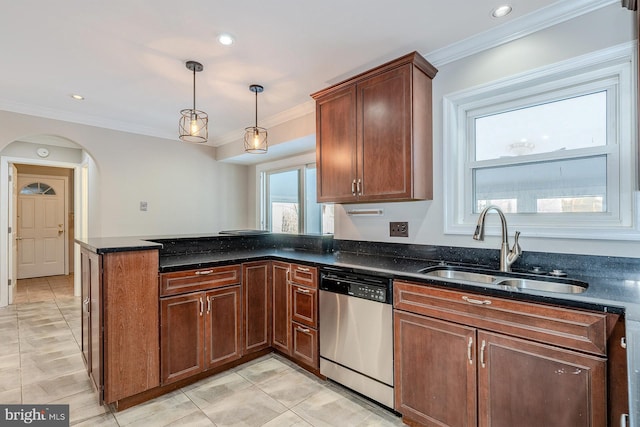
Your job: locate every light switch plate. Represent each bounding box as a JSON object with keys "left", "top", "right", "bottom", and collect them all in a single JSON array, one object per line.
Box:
[{"left": 140, "top": 201, "right": 148, "bottom": 211}]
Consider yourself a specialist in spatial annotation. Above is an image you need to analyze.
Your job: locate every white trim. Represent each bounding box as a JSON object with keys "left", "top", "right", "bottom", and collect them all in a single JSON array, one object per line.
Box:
[
  {"left": 0, "top": 156, "right": 85, "bottom": 307},
  {"left": 443, "top": 42, "right": 638, "bottom": 241},
  {"left": 425, "top": 0, "right": 619, "bottom": 67}
]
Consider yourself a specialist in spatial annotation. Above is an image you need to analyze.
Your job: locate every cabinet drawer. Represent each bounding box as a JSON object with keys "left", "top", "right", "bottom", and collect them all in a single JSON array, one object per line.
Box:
[
  {"left": 160, "top": 265, "right": 241, "bottom": 296},
  {"left": 290, "top": 264, "right": 317, "bottom": 288},
  {"left": 394, "top": 280, "right": 609, "bottom": 356},
  {"left": 291, "top": 284, "right": 317, "bottom": 328},
  {"left": 291, "top": 322, "right": 318, "bottom": 369}
]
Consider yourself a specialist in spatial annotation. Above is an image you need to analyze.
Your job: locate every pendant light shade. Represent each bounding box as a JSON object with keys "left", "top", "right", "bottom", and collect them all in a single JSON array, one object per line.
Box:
[
  {"left": 244, "top": 84, "right": 268, "bottom": 153},
  {"left": 179, "top": 61, "right": 208, "bottom": 143}
]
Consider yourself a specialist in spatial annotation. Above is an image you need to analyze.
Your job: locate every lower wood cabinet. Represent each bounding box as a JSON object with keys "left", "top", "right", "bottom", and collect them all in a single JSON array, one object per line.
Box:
[
  {"left": 161, "top": 285, "right": 242, "bottom": 385},
  {"left": 394, "top": 280, "right": 617, "bottom": 427},
  {"left": 242, "top": 262, "right": 271, "bottom": 354},
  {"left": 80, "top": 247, "right": 160, "bottom": 405},
  {"left": 271, "top": 261, "right": 319, "bottom": 370}
]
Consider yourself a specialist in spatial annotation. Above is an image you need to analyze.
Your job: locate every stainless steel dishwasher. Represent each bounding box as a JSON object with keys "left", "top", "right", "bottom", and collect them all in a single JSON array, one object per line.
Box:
[{"left": 319, "top": 268, "right": 394, "bottom": 409}]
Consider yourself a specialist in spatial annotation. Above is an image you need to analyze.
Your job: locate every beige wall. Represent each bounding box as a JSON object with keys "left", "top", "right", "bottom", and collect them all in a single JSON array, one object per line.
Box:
[{"left": 0, "top": 112, "right": 250, "bottom": 238}]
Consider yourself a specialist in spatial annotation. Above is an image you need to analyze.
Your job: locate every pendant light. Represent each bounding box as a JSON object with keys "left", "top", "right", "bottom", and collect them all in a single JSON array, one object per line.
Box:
[
  {"left": 244, "top": 84, "right": 268, "bottom": 153},
  {"left": 179, "top": 60, "right": 208, "bottom": 143}
]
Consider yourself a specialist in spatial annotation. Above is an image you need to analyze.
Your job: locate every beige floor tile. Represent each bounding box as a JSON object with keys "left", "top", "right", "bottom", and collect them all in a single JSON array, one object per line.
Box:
[
  {"left": 21, "top": 352, "right": 86, "bottom": 385},
  {"left": 71, "top": 412, "right": 120, "bottom": 427},
  {"left": 292, "top": 388, "right": 381, "bottom": 427},
  {"left": 0, "top": 366, "right": 22, "bottom": 392},
  {"left": 200, "top": 385, "right": 288, "bottom": 426},
  {"left": 235, "top": 356, "right": 295, "bottom": 385},
  {"left": 183, "top": 371, "right": 253, "bottom": 409},
  {"left": 262, "top": 410, "right": 313, "bottom": 427},
  {"left": 0, "top": 352, "right": 21, "bottom": 370},
  {"left": 0, "top": 386, "right": 22, "bottom": 404},
  {"left": 257, "top": 368, "right": 327, "bottom": 408},
  {"left": 22, "top": 369, "right": 93, "bottom": 404},
  {"left": 51, "top": 388, "right": 109, "bottom": 425},
  {"left": 164, "top": 410, "right": 216, "bottom": 426},
  {"left": 114, "top": 390, "right": 202, "bottom": 427}
]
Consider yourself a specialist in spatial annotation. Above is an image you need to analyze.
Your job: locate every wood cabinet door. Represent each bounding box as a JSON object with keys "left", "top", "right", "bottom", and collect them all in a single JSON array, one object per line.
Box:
[
  {"left": 291, "top": 321, "right": 318, "bottom": 369},
  {"left": 394, "top": 310, "right": 477, "bottom": 427},
  {"left": 80, "top": 250, "right": 91, "bottom": 371},
  {"left": 242, "top": 262, "right": 271, "bottom": 354},
  {"left": 272, "top": 262, "right": 290, "bottom": 354},
  {"left": 357, "top": 64, "right": 412, "bottom": 201},
  {"left": 291, "top": 284, "right": 317, "bottom": 328},
  {"left": 205, "top": 285, "right": 242, "bottom": 370},
  {"left": 161, "top": 292, "right": 205, "bottom": 385},
  {"left": 477, "top": 331, "right": 607, "bottom": 427},
  {"left": 315, "top": 85, "right": 358, "bottom": 203},
  {"left": 88, "top": 250, "right": 102, "bottom": 397}
]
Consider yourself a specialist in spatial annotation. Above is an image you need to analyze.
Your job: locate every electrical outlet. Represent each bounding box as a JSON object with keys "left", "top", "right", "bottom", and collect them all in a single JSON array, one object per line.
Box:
[
  {"left": 390, "top": 221, "right": 409, "bottom": 237},
  {"left": 140, "top": 201, "right": 148, "bottom": 211}
]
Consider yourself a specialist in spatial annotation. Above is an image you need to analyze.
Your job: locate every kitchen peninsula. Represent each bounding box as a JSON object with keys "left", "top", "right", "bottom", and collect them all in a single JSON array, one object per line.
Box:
[{"left": 77, "top": 233, "right": 638, "bottom": 425}]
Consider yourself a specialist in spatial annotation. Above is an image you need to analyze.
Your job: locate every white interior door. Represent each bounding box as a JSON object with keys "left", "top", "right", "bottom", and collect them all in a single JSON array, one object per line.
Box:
[{"left": 17, "top": 175, "right": 66, "bottom": 279}]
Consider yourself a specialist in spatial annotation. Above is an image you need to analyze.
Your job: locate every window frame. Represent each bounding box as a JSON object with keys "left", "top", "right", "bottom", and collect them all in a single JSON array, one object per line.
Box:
[
  {"left": 443, "top": 42, "right": 637, "bottom": 240},
  {"left": 259, "top": 159, "right": 333, "bottom": 235}
]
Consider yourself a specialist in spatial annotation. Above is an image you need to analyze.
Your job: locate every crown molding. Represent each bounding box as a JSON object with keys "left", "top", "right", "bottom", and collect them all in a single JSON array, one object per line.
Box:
[
  {"left": 211, "top": 99, "right": 315, "bottom": 147},
  {"left": 0, "top": 99, "right": 177, "bottom": 142},
  {"left": 425, "top": 0, "right": 620, "bottom": 67}
]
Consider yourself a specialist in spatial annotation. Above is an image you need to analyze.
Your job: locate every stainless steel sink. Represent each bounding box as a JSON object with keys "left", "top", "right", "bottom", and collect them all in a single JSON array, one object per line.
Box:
[
  {"left": 423, "top": 269, "right": 497, "bottom": 284},
  {"left": 497, "top": 278, "right": 587, "bottom": 294},
  {"left": 420, "top": 266, "right": 588, "bottom": 294}
]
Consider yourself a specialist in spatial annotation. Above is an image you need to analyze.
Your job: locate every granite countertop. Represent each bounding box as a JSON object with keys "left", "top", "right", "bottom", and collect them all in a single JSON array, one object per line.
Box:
[{"left": 159, "top": 248, "right": 640, "bottom": 320}]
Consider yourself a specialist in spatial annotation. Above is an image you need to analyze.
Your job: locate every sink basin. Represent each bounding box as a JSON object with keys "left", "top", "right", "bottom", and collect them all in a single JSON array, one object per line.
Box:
[
  {"left": 497, "top": 278, "right": 587, "bottom": 294},
  {"left": 423, "top": 269, "right": 496, "bottom": 284},
  {"left": 420, "top": 266, "right": 588, "bottom": 294}
]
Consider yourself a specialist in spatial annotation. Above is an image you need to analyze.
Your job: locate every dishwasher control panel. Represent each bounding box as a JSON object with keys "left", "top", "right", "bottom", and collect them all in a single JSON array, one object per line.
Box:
[{"left": 320, "top": 270, "right": 392, "bottom": 304}]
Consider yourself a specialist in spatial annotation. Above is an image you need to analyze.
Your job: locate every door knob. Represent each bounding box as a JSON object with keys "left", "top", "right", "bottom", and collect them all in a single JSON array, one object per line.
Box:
[{"left": 58, "top": 224, "right": 64, "bottom": 235}]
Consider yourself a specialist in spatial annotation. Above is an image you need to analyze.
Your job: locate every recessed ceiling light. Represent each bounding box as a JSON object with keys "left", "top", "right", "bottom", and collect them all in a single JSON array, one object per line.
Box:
[
  {"left": 491, "top": 4, "right": 512, "bottom": 18},
  {"left": 217, "top": 33, "right": 234, "bottom": 46},
  {"left": 70, "top": 94, "right": 84, "bottom": 100}
]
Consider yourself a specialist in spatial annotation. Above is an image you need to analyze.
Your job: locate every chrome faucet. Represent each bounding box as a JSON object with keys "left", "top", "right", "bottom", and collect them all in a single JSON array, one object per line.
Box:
[{"left": 473, "top": 205, "right": 522, "bottom": 272}]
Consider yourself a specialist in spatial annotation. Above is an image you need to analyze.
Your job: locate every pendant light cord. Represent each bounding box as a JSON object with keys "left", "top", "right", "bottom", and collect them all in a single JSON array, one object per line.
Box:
[
  {"left": 192, "top": 67, "right": 196, "bottom": 111},
  {"left": 254, "top": 89, "right": 258, "bottom": 128}
]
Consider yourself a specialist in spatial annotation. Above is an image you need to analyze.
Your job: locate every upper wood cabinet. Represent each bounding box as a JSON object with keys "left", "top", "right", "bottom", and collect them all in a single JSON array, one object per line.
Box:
[{"left": 312, "top": 52, "right": 437, "bottom": 203}]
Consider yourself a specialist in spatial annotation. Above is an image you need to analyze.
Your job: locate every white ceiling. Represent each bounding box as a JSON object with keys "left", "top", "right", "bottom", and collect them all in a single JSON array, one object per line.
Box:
[{"left": 0, "top": 0, "right": 613, "bottom": 150}]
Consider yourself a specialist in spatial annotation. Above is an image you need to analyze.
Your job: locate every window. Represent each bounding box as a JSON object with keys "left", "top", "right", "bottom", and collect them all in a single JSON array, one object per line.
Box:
[
  {"left": 443, "top": 44, "right": 636, "bottom": 239},
  {"left": 262, "top": 164, "right": 334, "bottom": 234},
  {"left": 19, "top": 182, "right": 56, "bottom": 195}
]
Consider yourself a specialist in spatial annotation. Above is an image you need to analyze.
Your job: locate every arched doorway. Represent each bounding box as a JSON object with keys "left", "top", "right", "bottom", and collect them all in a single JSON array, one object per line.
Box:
[{"left": 0, "top": 135, "right": 90, "bottom": 307}]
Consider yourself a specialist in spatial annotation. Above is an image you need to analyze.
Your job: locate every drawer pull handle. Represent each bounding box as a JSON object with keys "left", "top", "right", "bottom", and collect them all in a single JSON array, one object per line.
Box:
[
  {"left": 480, "top": 340, "right": 487, "bottom": 368},
  {"left": 621, "top": 413, "right": 629, "bottom": 427},
  {"left": 297, "top": 327, "right": 310, "bottom": 333},
  {"left": 296, "top": 267, "right": 310, "bottom": 272},
  {"left": 462, "top": 296, "right": 492, "bottom": 305},
  {"left": 195, "top": 270, "right": 213, "bottom": 275},
  {"left": 297, "top": 288, "right": 311, "bottom": 294},
  {"left": 467, "top": 337, "right": 473, "bottom": 364}
]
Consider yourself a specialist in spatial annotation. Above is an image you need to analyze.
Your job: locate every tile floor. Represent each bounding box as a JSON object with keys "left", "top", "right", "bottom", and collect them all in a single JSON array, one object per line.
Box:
[{"left": 0, "top": 276, "right": 405, "bottom": 426}]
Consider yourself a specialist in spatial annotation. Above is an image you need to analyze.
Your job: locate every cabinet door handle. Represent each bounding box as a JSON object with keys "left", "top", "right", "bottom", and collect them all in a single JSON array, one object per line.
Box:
[
  {"left": 199, "top": 297, "right": 204, "bottom": 316},
  {"left": 297, "top": 326, "right": 310, "bottom": 333},
  {"left": 207, "top": 297, "right": 212, "bottom": 314},
  {"left": 620, "top": 413, "right": 629, "bottom": 427},
  {"left": 297, "top": 287, "right": 310, "bottom": 294},
  {"left": 462, "top": 296, "right": 492, "bottom": 305},
  {"left": 351, "top": 179, "right": 356, "bottom": 196},
  {"left": 480, "top": 340, "right": 487, "bottom": 368},
  {"left": 195, "top": 270, "right": 213, "bottom": 275},
  {"left": 83, "top": 298, "right": 90, "bottom": 312},
  {"left": 286, "top": 269, "right": 291, "bottom": 283},
  {"left": 296, "top": 267, "right": 310, "bottom": 272},
  {"left": 356, "top": 179, "right": 362, "bottom": 195},
  {"left": 467, "top": 337, "right": 473, "bottom": 364}
]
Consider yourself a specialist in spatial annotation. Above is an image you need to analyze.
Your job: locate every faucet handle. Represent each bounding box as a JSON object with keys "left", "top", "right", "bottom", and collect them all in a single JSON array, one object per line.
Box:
[{"left": 512, "top": 231, "right": 522, "bottom": 255}]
